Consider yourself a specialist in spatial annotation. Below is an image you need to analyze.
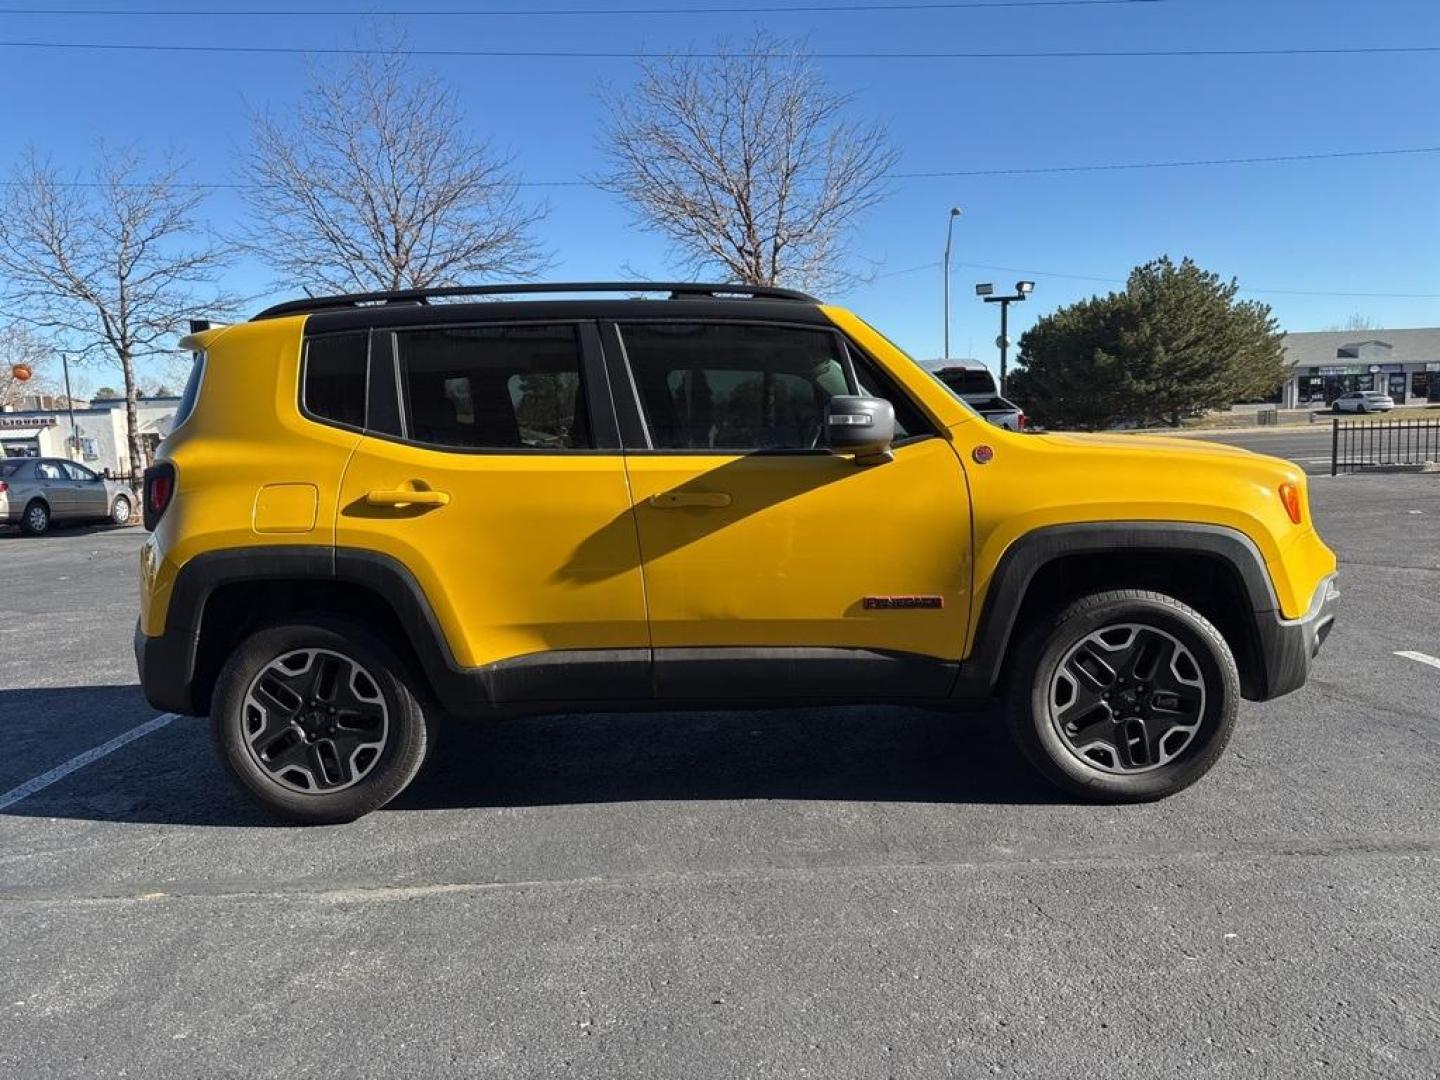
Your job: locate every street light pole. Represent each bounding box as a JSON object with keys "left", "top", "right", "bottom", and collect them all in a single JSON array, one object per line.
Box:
[
  {"left": 942, "top": 207, "right": 961, "bottom": 359},
  {"left": 975, "top": 280, "right": 1035, "bottom": 398}
]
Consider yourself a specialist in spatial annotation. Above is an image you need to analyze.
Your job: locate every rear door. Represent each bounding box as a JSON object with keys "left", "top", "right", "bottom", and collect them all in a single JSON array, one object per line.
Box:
[
  {"left": 607, "top": 319, "right": 973, "bottom": 701},
  {"left": 33, "top": 460, "right": 73, "bottom": 517},
  {"left": 335, "top": 320, "right": 651, "bottom": 703}
]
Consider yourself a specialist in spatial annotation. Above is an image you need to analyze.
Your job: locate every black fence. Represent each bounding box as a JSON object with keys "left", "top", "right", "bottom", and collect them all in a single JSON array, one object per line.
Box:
[{"left": 1331, "top": 417, "right": 1440, "bottom": 475}]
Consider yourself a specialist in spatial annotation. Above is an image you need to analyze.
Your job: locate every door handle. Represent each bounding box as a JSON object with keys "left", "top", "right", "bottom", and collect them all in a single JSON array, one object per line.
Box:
[
  {"left": 648, "top": 491, "right": 732, "bottom": 509},
  {"left": 365, "top": 488, "right": 451, "bottom": 508}
]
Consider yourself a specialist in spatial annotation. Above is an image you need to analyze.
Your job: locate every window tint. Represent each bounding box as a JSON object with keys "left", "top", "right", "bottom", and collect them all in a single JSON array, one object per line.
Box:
[
  {"left": 61, "top": 462, "right": 98, "bottom": 482},
  {"left": 620, "top": 322, "right": 851, "bottom": 451},
  {"left": 304, "top": 333, "right": 369, "bottom": 429},
  {"left": 0, "top": 461, "right": 23, "bottom": 477},
  {"left": 396, "top": 325, "right": 588, "bottom": 450},
  {"left": 173, "top": 353, "right": 205, "bottom": 430}
]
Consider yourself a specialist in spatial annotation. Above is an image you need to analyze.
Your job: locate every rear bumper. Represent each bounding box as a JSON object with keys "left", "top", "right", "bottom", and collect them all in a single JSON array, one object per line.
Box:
[
  {"left": 1251, "top": 573, "right": 1338, "bottom": 701},
  {"left": 134, "top": 618, "right": 203, "bottom": 715}
]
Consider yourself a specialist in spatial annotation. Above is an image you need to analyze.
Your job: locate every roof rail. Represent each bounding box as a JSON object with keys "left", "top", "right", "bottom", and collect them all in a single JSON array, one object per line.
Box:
[{"left": 252, "top": 281, "right": 821, "bottom": 320}]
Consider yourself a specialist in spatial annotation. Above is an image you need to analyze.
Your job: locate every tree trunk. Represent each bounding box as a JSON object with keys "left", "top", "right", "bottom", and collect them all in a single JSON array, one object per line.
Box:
[{"left": 121, "top": 349, "right": 143, "bottom": 489}]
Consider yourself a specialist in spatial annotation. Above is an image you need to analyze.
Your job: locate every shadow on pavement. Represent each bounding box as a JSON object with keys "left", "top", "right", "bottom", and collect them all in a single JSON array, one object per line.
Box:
[{"left": 0, "top": 686, "right": 1062, "bottom": 827}]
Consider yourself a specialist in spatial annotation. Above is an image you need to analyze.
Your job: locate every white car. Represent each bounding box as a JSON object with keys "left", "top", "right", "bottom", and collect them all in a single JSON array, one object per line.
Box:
[{"left": 1332, "top": 390, "right": 1395, "bottom": 414}]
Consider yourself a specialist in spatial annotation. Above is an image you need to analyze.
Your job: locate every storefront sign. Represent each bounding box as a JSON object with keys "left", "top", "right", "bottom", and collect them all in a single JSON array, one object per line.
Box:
[{"left": 0, "top": 415, "right": 57, "bottom": 429}]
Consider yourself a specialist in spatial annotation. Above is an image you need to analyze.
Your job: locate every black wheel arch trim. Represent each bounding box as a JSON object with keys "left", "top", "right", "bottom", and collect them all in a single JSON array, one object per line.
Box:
[{"left": 952, "top": 522, "right": 1313, "bottom": 701}]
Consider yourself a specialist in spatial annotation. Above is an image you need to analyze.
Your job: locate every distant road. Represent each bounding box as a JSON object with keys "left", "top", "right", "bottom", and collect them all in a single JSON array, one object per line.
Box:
[{"left": 1184, "top": 426, "right": 1335, "bottom": 474}]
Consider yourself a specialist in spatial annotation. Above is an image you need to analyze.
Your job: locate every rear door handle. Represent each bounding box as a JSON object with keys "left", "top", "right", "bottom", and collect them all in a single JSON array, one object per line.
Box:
[
  {"left": 365, "top": 488, "right": 451, "bottom": 508},
  {"left": 648, "top": 491, "right": 732, "bottom": 509}
]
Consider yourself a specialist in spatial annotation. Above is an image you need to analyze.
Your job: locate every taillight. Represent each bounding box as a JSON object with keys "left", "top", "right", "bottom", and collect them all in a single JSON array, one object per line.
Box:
[
  {"left": 1278, "top": 482, "right": 1302, "bottom": 525},
  {"left": 0, "top": 480, "right": 8, "bottom": 494},
  {"left": 142, "top": 462, "right": 176, "bottom": 530},
  {"left": 1017, "top": 413, "right": 1027, "bottom": 430}
]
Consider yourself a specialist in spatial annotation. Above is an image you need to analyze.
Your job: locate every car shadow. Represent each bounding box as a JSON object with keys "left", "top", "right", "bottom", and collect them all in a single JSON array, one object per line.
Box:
[
  {"left": 0, "top": 521, "right": 141, "bottom": 540},
  {"left": 0, "top": 685, "right": 1062, "bottom": 827}
]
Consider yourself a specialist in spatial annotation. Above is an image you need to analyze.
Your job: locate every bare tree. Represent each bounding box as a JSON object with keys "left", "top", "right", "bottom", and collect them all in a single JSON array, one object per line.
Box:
[
  {"left": 243, "top": 44, "right": 547, "bottom": 293},
  {"left": 599, "top": 34, "right": 898, "bottom": 291},
  {"left": 0, "top": 323, "right": 51, "bottom": 409},
  {"left": 0, "top": 145, "right": 232, "bottom": 478}
]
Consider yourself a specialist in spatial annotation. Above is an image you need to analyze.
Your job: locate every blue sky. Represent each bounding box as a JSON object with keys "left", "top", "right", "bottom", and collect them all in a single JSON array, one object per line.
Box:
[{"left": 1, "top": 0, "right": 1437, "bottom": 385}]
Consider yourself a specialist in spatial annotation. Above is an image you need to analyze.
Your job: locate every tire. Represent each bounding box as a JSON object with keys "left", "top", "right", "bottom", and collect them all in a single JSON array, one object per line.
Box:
[
  {"left": 19, "top": 499, "right": 50, "bottom": 536},
  {"left": 110, "top": 494, "right": 132, "bottom": 525},
  {"left": 211, "top": 620, "right": 433, "bottom": 824},
  {"left": 1005, "top": 590, "right": 1239, "bottom": 803}
]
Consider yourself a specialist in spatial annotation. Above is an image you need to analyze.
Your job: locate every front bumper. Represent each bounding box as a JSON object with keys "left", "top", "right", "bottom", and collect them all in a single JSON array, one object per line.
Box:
[{"left": 1252, "top": 573, "right": 1338, "bottom": 700}]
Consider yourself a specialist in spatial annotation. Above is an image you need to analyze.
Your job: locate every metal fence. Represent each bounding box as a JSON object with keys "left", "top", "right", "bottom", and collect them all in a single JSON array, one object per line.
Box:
[{"left": 1331, "top": 417, "right": 1440, "bottom": 475}]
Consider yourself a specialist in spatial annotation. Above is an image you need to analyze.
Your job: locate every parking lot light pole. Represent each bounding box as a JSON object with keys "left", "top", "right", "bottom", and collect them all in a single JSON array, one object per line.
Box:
[
  {"left": 62, "top": 353, "right": 79, "bottom": 460},
  {"left": 942, "top": 208, "right": 961, "bottom": 359},
  {"left": 975, "top": 280, "right": 1034, "bottom": 396}
]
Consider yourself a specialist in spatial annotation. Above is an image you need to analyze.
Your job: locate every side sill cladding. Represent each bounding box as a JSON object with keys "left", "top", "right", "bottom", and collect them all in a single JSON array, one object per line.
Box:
[{"left": 953, "top": 522, "right": 1282, "bottom": 699}]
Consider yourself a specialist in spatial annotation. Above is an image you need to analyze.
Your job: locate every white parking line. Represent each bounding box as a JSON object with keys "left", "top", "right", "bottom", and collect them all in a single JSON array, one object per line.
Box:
[
  {"left": 1395, "top": 651, "right": 1440, "bottom": 672},
  {"left": 0, "top": 713, "right": 178, "bottom": 812}
]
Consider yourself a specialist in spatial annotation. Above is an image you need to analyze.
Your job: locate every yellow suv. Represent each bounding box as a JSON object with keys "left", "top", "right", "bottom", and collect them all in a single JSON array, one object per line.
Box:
[{"left": 135, "top": 283, "right": 1338, "bottom": 823}]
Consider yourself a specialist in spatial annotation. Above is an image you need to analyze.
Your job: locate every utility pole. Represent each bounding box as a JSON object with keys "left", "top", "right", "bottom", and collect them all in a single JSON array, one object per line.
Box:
[
  {"left": 942, "top": 207, "right": 961, "bottom": 358},
  {"left": 61, "top": 353, "right": 79, "bottom": 459}
]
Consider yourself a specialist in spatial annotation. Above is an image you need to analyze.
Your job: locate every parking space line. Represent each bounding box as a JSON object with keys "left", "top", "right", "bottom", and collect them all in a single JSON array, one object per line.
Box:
[
  {"left": 1395, "top": 651, "right": 1440, "bottom": 672},
  {"left": 0, "top": 713, "right": 178, "bottom": 812}
]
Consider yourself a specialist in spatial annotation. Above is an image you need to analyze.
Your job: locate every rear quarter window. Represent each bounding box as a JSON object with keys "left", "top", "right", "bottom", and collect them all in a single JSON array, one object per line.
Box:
[
  {"left": 172, "top": 353, "right": 205, "bottom": 429},
  {"left": 303, "top": 333, "right": 369, "bottom": 429}
]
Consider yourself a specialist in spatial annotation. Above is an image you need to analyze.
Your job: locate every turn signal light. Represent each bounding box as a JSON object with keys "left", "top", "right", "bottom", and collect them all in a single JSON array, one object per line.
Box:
[{"left": 1278, "top": 482, "right": 1302, "bottom": 525}]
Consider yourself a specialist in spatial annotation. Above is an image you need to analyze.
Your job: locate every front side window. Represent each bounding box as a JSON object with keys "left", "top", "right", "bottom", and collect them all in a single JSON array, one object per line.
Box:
[
  {"left": 395, "top": 324, "right": 588, "bottom": 450},
  {"left": 619, "top": 322, "right": 852, "bottom": 451},
  {"left": 61, "top": 462, "right": 98, "bottom": 482},
  {"left": 303, "top": 333, "right": 368, "bottom": 429}
]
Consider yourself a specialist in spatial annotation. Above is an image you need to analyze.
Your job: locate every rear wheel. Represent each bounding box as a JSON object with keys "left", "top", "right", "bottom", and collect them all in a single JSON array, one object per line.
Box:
[
  {"left": 20, "top": 500, "right": 49, "bottom": 536},
  {"left": 211, "top": 620, "right": 432, "bottom": 824},
  {"left": 1006, "top": 590, "right": 1239, "bottom": 802}
]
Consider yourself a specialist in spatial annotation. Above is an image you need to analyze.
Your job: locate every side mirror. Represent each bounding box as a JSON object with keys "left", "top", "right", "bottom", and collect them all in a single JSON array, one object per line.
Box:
[{"left": 824, "top": 395, "right": 895, "bottom": 466}]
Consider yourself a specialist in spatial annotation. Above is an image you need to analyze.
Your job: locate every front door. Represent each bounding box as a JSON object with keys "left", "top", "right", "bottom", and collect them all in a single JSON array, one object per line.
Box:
[
  {"left": 610, "top": 320, "right": 973, "bottom": 700},
  {"left": 335, "top": 321, "right": 649, "bottom": 702},
  {"left": 61, "top": 461, "right": 109, "bottom": 518}
]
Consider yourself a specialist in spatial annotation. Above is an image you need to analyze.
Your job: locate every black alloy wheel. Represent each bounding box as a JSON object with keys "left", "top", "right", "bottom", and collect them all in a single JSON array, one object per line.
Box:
[
  {"left": 212, "top": 621, "right": 432, "bottom": 824},
  {"left": 1007, "top": 590, "right": 1239, "bottom": 802}
]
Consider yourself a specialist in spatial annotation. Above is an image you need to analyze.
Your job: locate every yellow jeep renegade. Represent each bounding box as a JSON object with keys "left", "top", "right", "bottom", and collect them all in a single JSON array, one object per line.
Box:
[{"left": 135, "top": 282, "right": 1338, "bottom": 823}]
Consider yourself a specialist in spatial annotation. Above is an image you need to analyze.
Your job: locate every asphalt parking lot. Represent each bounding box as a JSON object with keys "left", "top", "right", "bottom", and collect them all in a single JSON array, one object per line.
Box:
[{"left": 1, "top": 472, "right": 1438, "bottom": 1078}]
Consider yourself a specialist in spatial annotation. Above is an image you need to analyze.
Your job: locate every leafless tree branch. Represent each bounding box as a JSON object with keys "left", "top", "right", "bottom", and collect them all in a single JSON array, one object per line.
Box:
[
  {"left": 598, "top": 32, "right": 898, "bottom": 292},
  {"left": 241, "top": 37, "right": 549, "bottom": 293},
  {"left": 0, "top": 142, "right": 235, "bottom": 477}
]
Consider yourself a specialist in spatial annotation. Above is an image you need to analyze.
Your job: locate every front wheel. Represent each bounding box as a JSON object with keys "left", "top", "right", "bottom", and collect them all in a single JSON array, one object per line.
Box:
[
  {"left": 1006, "top": 590, "right": 1239, "bottom": 802},
  {"left": 111, "top": 494, "right": 132, "bottom": 525},
  {"left": 211, "top": 621, "right": 432, "bottom": 824}
]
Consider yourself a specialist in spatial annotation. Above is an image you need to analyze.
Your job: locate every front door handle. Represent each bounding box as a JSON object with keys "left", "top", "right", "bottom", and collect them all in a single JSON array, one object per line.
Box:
[
  {"left": 366, "top": 488, "right": 451, "bottom": 508},
  {"left": 648, "top": 491, "right": 732, "bottom": 509}
]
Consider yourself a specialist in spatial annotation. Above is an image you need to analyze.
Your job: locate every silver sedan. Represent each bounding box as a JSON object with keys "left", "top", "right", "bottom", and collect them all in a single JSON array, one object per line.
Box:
[{"left": 0, "top": 457, "right": 135, "bottom": 535}]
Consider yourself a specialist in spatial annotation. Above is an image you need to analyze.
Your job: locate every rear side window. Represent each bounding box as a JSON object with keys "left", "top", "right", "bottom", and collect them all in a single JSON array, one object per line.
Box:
[
  {"left": 395, "top": 324, "right": 588, "bottom": 451},
  {"left": 303, "top": 333, "right": 369, "bottom": 429},
  {"left": 173, "top": 353, "right": 205, "bottom": 429}
]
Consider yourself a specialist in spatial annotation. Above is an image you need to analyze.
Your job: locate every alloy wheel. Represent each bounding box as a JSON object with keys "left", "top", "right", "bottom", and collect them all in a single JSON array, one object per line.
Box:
[
  {"left": 112, "top": 496, "right": 131, "bottom": 525},
  {"left": 241, "top": 648, "right": 390, "bottom": 794},
  {"left": 25, "top": 504, "right": 48, "bottom": 533},
  {"left": 1047, "top": 622, "right": 1207, "bottom": 774}
]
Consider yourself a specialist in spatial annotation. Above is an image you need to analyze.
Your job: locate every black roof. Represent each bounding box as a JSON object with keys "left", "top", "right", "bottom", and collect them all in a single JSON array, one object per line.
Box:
[{"left": 253, "top": 281, "right": 821, "bottom": 322}]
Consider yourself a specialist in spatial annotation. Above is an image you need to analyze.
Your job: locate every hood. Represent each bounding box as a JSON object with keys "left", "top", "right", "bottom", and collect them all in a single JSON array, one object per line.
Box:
[{"left": 1035, "top": 431, "right": 1257, "bottom": 460}]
